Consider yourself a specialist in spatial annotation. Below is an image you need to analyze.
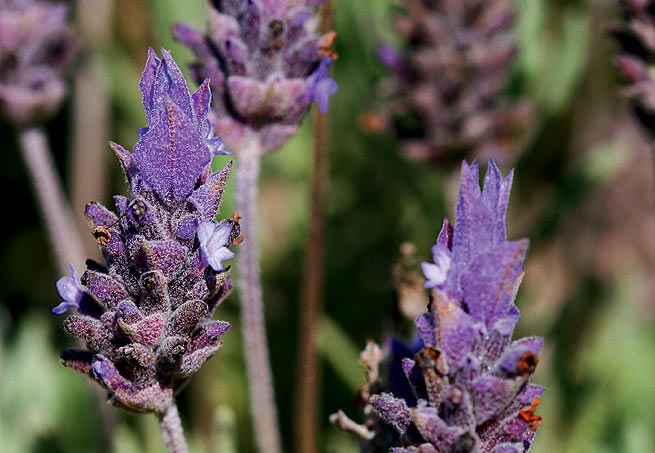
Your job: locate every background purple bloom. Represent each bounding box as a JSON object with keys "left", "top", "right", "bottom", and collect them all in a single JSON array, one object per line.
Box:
[
  {"left": 0, "top": 0, "right": 76, "bottom": 125},
  {"left": 173, "top": 0, "right": 338, "bottom": 152}
]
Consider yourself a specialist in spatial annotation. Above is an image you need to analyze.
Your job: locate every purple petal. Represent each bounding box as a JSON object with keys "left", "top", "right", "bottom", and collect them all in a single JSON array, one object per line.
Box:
[{"left": 307, "top": 58, "right": 338, "bottom": 114}]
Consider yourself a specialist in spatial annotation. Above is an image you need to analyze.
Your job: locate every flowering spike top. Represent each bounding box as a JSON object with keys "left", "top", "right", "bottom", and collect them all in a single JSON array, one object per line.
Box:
[
  {"left": 173, "top": 0, "right": 338, "bottom": 152},
  {"left": 0, "top": 0, "right": 76, "bottom": 125},
  {"left": 610, "top": 0, "right": 655, "bottom": 136},
  {"left": 374, "top": 0, "right": 532, "bottom": 165},
  {"left": 53, "top": 50, "right": 238, "bottom": 415},
  {"left": 332, "top": 161, "right": 543, "bottom": 453}
]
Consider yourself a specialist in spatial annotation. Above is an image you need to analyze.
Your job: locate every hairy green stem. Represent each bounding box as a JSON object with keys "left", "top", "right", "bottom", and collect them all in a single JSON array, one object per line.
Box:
[
  {"left": 18, "top": 126, "right": 86, "bottom": 274},
  {"left": 235, "top": 133, "right": 282, "bottom": 453},
  {"left": 159, "top": 402, "right": 189, "bottom": 453}
]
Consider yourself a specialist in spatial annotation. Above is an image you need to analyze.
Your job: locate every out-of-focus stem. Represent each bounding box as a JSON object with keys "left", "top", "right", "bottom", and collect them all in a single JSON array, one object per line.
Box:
[
  {"left": 235, "top": 133, "right": 282, "bottom": 453},
  {"left": 293, "top": 89, "right": 331, "bottom": 453},
  {"left": 17, "top": 126, "right": 86, "bottom": 274},
  {"left": 72, "top": 0, "right": 113, "bottom": 260},
  {"left": 159, "top": 401, "right": 189, "bottom": 453},
  {"left": 294, "top": 4, "right": 333, "bottom": 453}
]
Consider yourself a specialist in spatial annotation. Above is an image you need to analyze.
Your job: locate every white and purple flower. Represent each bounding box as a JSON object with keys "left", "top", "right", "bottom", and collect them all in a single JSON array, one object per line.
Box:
[
  {"left": 52, "top": 264, "right": 84, "bottom": 314},
  {"left": 198, "top": 220, "right": 235, "bottom": 272}
]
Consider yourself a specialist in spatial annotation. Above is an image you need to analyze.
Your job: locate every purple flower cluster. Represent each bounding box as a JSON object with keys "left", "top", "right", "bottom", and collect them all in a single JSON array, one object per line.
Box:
[
  {"left": 611, "top": 0, "right": 655, "bottom": 136},
  {"left": 333, "top": 161, "right": 543, "bottom": 452},
  {"left": 0, "top": 0, "right": 76, "bottom": 125},
  {"left": 377, "top": 0, "right": 532, "bottom": 164},
  {"left": 53, "top": 49, "right": 239, "bottom": 414},
  {"left": 173, "top": 0, "right": 338, "bottom": 152}
]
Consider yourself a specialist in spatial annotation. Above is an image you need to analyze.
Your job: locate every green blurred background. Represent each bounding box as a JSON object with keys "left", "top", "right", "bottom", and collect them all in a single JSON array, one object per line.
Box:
[{"left": 0, "top": 0, "right": 653, "bottom": 452}]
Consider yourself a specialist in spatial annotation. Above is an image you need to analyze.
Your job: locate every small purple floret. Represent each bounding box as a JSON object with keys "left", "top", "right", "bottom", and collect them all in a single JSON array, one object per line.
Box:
[
  {"left": 198, "top": 220, "right": 235, "bottom": 271},
  {"left": 308, "top": 58, "right": 338, "bottom": 114},
  {"left": 421, "top": 243, "right": 451, "bottom": 288},
  {"left": 52, "top": 264, "right": 83, "bottom": 314}
]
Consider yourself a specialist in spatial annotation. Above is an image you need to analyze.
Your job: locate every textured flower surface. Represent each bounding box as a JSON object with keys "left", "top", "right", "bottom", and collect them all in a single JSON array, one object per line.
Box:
[
  {"left": 173, "top": 0, "right": 338, "bottom": 152},
  {"left": 376, "top": 0, "right": 532, "bottom": 164},
  {"left": 611, "top": 0, "right": 655, "bottom": 136},
  {"left": 333, "top": 161, "right": 543, "bottom": 453},
  {"left": 53, "top": 49, "right": 239, "bottom": 414},
  {"left": 0, "top": 0, "right": 76, "bottom": 125}
]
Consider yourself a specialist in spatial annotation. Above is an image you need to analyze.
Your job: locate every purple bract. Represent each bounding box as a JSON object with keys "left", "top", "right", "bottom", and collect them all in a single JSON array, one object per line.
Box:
[
  {"left": 53, "top": 49, "right": 238, "bottom": 414},
  {"left": 333, "top": 161, "right": 544, "bottom": 453},
  {"left": 173, "top": 0, "right": 338, "bottom": 152}
]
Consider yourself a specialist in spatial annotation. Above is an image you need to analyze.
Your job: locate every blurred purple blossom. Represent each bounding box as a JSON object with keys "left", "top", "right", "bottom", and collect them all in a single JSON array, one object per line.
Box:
[
  {"left": 0, "top": 0, "right": 76, "bottom": 125},
  {"left": 373, "top": 0, "right": 533, "bottom": 165},
  {"left": 173, "top": 0, "right": 338, "bottom": 152},
  {"left": 610, "top": 0, "right": 655, "bottom": 136}
]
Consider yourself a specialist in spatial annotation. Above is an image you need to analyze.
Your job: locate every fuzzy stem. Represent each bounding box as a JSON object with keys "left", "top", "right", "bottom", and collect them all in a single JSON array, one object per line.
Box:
[
  {"left": 235, "top": 133, "right": 282, "bottom": 453},
  {"left": 17, "top": 126, "right": 86, "bottom": 274},
  {"left": 159, "top": 402, "right": 189, "bottom": 453}
]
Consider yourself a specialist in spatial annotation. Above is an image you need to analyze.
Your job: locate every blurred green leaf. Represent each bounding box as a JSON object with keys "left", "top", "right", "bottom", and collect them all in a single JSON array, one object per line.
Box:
[
  {"left": 517, "top": 0, "right": 590, "bottom": 113},
  {"left": 318, "top": 316, "right": 363, "bottom": 393}
]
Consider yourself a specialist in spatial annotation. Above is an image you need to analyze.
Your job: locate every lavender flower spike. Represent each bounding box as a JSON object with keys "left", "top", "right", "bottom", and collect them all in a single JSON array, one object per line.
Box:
[
  {"left": 0, "top": 0, "right": 77, "bottom": 125},
  {"left": 375, "top": 0, "right": 532, "bottom": 165},
  {"left": 333, "top": 161, "right": 544, "bottom": 452},
  {"left": 173, "top": 0, "right": 338, "bottom": 152},
  {"left": 53, "top": 49, "right": 238, "bottom": 452}
]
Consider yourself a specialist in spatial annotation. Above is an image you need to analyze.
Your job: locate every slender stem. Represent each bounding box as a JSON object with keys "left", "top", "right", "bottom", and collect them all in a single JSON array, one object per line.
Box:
[
  {"left": 294, "top": 4, "right": 333, "bottom": 452},
  {"left": 235, "top": 133, "right": 282, "bottom": 453},
  {"left": 72, "top": 0, "right": 113, "bottom": 260},
  {"left": 293, "top": 92, "right": 331, "bottom": 453},
  {"left": 17, "top": 126, "right": 86, "bottom": 274},
  {"left": 159, "top": 401, "right": 189, "bottom": 453}
]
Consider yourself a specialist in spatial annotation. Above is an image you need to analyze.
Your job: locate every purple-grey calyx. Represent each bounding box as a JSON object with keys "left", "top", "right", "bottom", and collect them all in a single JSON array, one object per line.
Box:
[
  {"left": 173, "top": 0, "right": 338, "bottom": 152},
  {"left": 52, "top": 49, "right": 238, "bottom": 415},
  {"left": 333, "top": 161, "right": 544, "bottom": 452}
]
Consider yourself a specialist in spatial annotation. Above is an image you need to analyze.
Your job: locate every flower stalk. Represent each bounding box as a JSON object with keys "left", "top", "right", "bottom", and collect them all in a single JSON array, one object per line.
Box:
[
  {"left": 18, "top": 126, "right": 86, "bottom": 273},
  {"left": 159, "top": 402, "right": 189, "bottom": 453},
  {"left": 235, "top": 133, "right": 282, "bottom": 453}
]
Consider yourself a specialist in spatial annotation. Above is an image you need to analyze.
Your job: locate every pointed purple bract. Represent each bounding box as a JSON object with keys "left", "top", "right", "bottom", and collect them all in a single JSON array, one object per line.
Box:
[{"left": 133, "top": 49, "right": 230, "bottom": 202}]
